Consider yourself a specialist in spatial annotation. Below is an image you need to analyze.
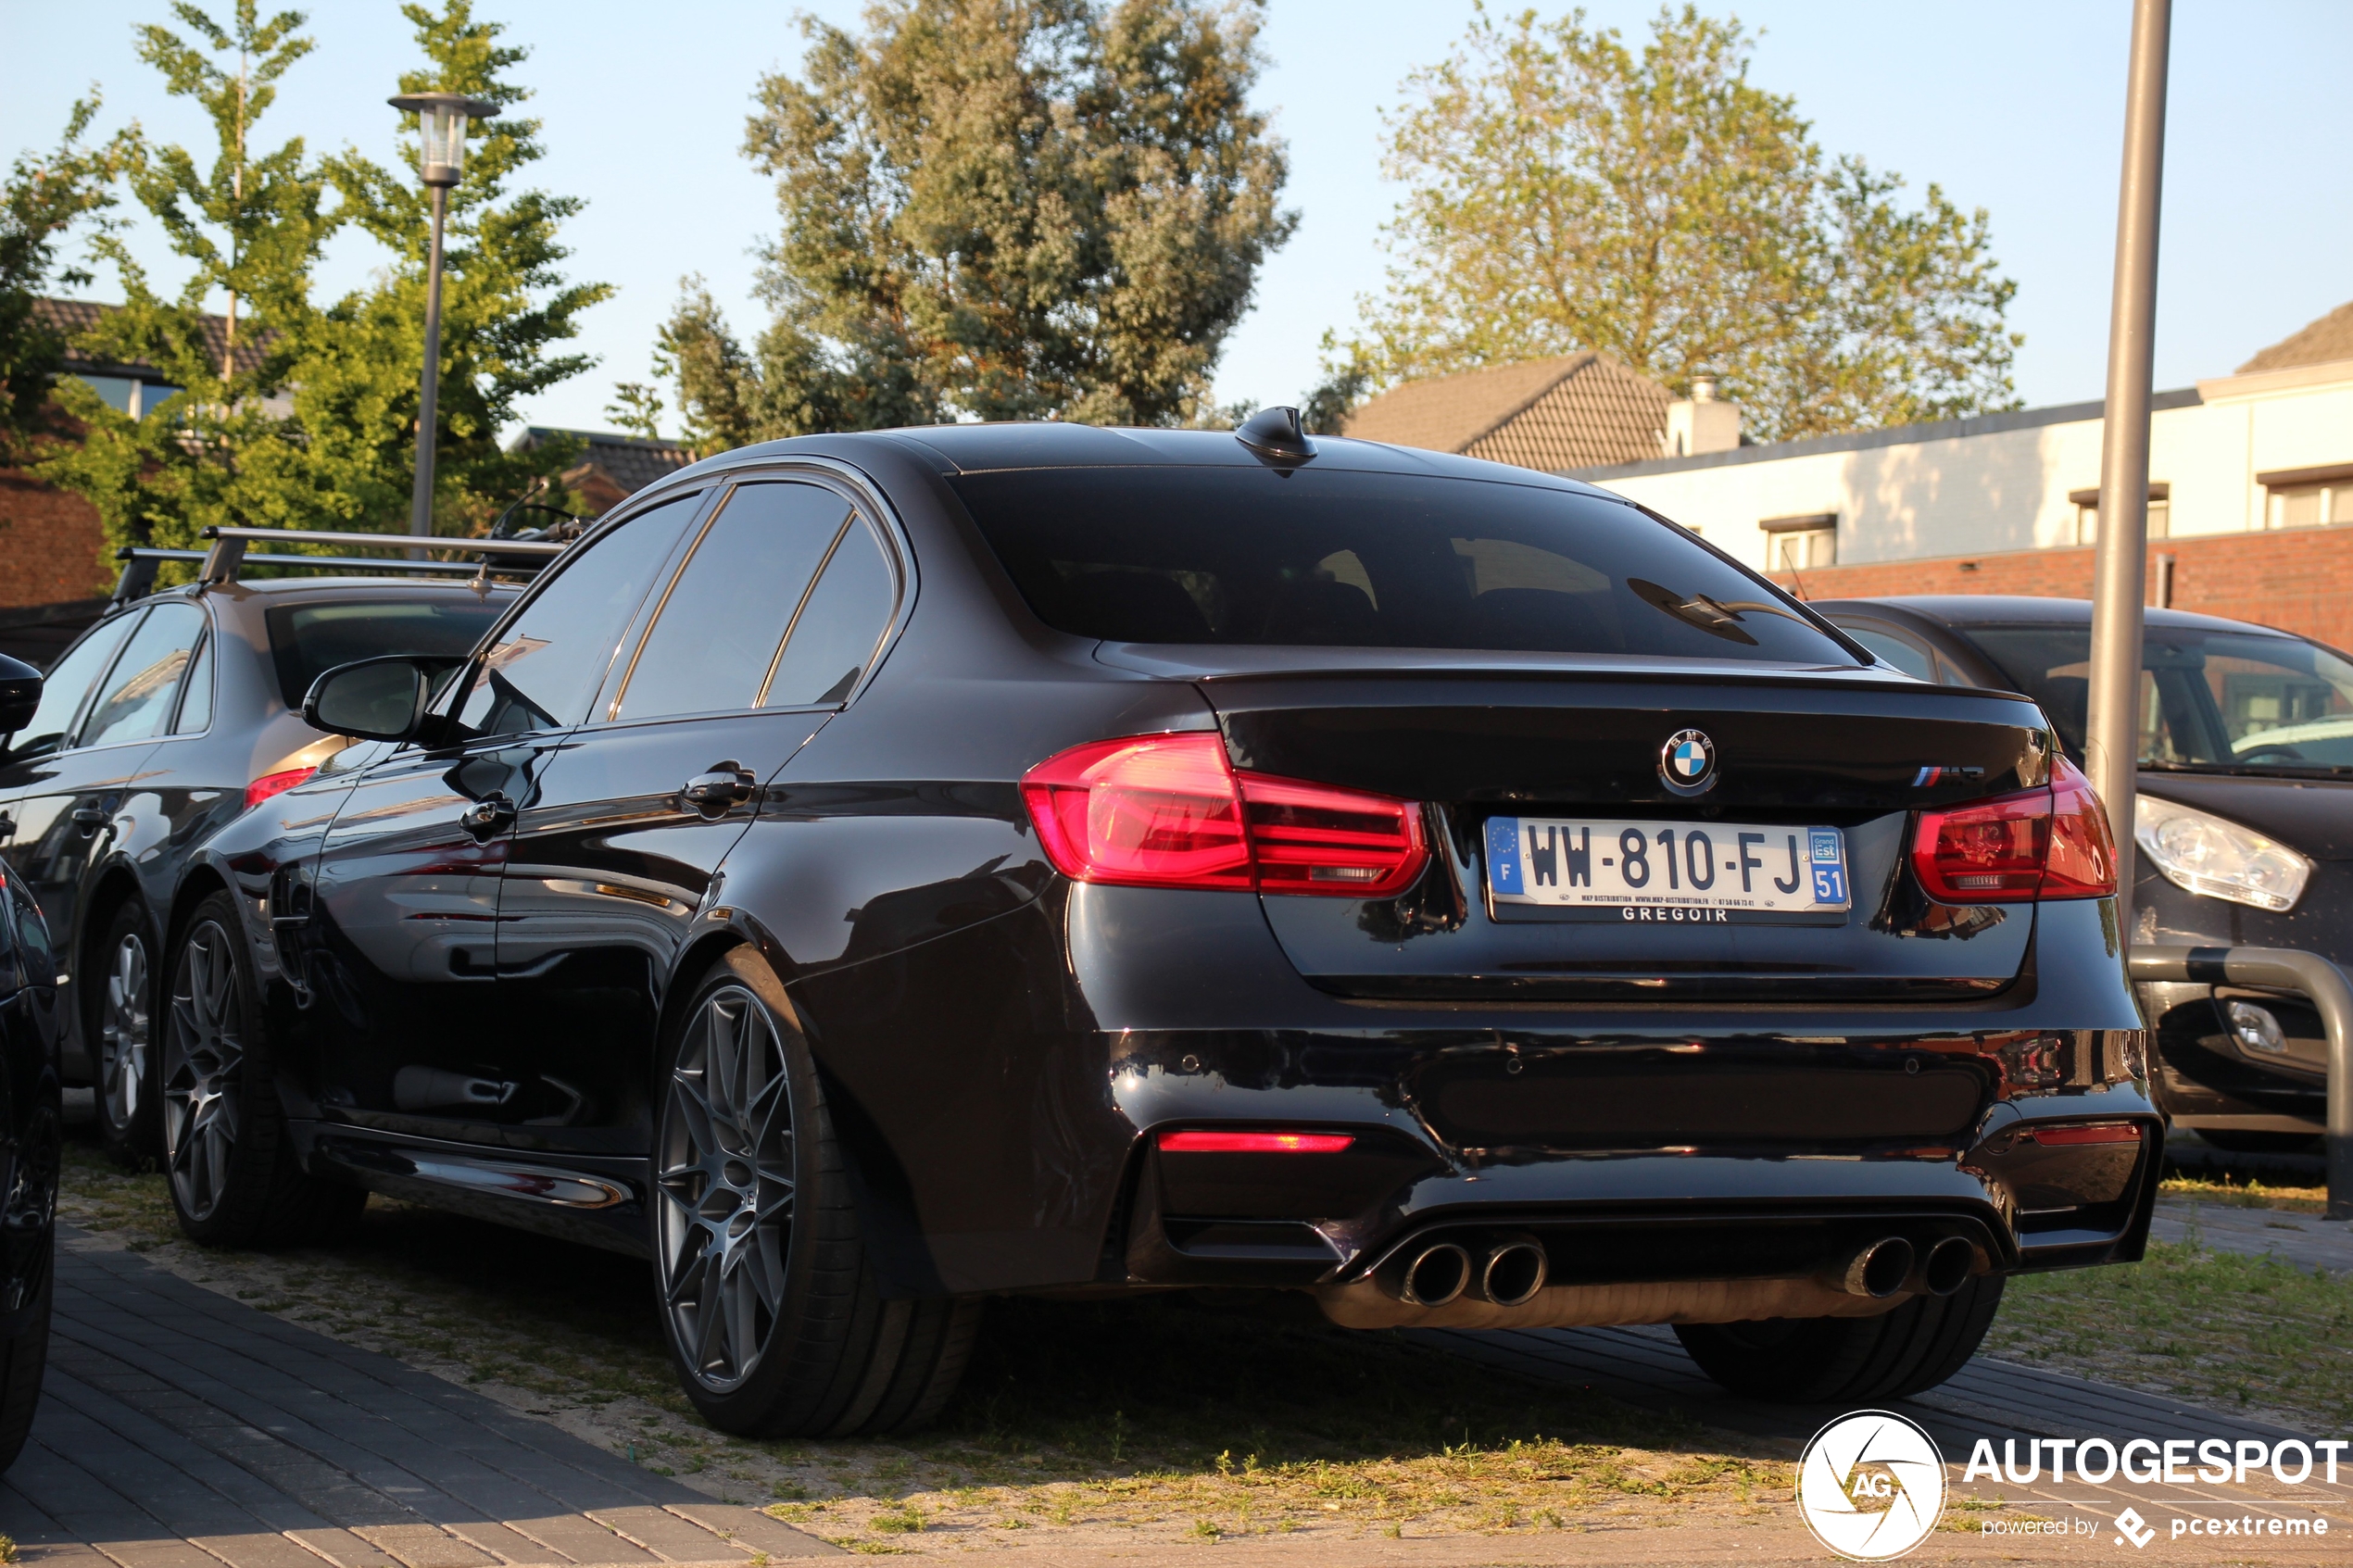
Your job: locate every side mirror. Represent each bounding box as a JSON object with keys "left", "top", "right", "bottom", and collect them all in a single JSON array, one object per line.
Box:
[
  {"left": 304, "top": 656, "right": 434, "bottom": 742},
  {"left": 0, "top": 654, "right": 40, "bottom": 737}
]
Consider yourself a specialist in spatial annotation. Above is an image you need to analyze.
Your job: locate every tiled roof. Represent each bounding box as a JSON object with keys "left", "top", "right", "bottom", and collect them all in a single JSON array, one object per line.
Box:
[
  {"left": 32, "top": 296, "right": 267, "bottom": 380},
  {"left": 510, "top": 427, "right": 694, "bottom": 510},
  {"left": 2239, "top": 299, "right": 2353, "bottom": 374},
  {"left": 1340, "top": 354, "right": 1669, "bottom": 471}
]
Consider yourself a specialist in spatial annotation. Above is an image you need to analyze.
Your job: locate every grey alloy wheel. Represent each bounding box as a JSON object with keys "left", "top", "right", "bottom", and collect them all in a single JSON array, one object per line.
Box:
[
  {"left": 657, "top": 983, "right": 797, "bottom": 1394},
  {"left": 99, "top": 929, "right": 152, "bottom": 1137},
  {"left": 162, "top": 919, "right": 245, "bottom": 1223}
]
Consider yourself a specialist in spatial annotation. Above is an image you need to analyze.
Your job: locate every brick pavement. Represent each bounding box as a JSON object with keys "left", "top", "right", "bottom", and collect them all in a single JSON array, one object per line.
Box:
[{"left": 0, "top": 1229, "right": 837, "bottom": 1567}]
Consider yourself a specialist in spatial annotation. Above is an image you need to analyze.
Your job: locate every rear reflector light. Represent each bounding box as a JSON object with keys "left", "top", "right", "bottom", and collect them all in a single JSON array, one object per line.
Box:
[
  {"left": 1910, "top": 756, "right": 2117, "bottom": 904},
  {"left": 1022, "top": 732, "right": 1426, "bottom": 896},
  {"left": 245, "top": 766, "right": 319, "bottom": 810},
  {"left": 1156, "top": 1130, "right": 1355, "bottom": 1153},
  {"left": 2025, "top": 1123, "right": 2143, "bottom": 1146}
]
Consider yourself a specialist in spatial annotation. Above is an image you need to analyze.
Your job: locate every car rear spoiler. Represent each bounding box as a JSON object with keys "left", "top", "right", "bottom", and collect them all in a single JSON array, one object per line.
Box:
[{"left": 110, "top": 526, "right": 572, "bottom": 604}]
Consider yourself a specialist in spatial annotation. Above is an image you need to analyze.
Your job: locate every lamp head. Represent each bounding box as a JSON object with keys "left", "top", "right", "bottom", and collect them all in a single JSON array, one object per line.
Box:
[{"left": 389, "top": 92, "right": 501, "bottom": 187}]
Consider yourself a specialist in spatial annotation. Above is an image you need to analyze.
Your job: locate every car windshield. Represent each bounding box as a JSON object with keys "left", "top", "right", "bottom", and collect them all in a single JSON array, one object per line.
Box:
[
  {"left": 950, "top": 466, "right": 1860, "bottom": 665},
  {"left": 265, "top": 599, "right": 506, "bottom": 710},
  {"left": 1961, "top": 624, "right": 2353, "bottom": 773}
]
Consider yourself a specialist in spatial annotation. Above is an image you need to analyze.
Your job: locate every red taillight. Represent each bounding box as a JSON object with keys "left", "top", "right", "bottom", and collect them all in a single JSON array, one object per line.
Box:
[
  {"left": 1156, "top": 1130, "right": 1355, "bottom": 1153},
  {"left": 1021, "top": 732, "right": 1426, "bottom": 897},
  {"left": 245, "top": 766, "right": 318, "bottom": 810},
  {"left": 2043, "top": 756, "right": 2119, "bottom": 897},
  {"left": 1910, "top": 757, "right": 2117, "bottom": 904},
  {"left": 2025, "top": 1122, "right": 2143, "bottom": 1146}
]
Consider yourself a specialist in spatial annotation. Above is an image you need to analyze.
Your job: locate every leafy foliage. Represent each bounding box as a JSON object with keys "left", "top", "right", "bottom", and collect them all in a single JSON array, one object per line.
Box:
[
  {"left": 1334, "top": 4, "right": 2020, "bottom": 442},
  {"left": 0, "top": 96, "right": 133, "bottom": 463},
  {"left": 36, "top": 1, "right": 336, "bottom": 553},
  {"left": 315, "top": 0, "right": 607, "bottom": 533},
  {"left": 34, "top": 1, "right": 605, "bottom": 566},
  {"left": 661, "top": 0, "right": 1294, "bottom": 450}
]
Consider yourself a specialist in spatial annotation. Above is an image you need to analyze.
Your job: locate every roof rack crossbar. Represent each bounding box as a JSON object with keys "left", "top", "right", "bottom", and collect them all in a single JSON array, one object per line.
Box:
[
  {"left": 192, "top": 525, "right": 569, "bottom": 586},
  {"left": 112, "top": 542, "right": 549, "bottom": 603}
]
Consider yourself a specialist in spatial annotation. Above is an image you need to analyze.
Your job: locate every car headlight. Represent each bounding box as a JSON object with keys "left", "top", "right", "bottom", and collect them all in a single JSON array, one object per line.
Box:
[{"left": 2133, "top": 795, "right": 2310, "bottom": 912}]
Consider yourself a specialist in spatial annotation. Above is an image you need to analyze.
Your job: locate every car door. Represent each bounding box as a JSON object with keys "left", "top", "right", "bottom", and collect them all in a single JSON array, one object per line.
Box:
[
  {"left": 495, "top": 478, "right": 903, "bottom": 1147},
  {"left": 0, "top": 602, "right": 205, "bottom": 1075},
  {"left": 299, "top": 490, "right": 711, "bottom": 1139}
]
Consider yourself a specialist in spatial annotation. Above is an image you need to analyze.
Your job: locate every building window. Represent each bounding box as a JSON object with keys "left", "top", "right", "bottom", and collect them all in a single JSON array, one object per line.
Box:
[
  {"left": 2068, "top": 483, "right": 2169, "bottom": 545},
  {"left": 1759, "top": 512, "right": 1836, "bottom": 571},
  {"left": 2257, "top": 463, "right": 2353, "bottom": 530},
  {"left": 71, "top": 374, "right": 180, "bottom": 419}
]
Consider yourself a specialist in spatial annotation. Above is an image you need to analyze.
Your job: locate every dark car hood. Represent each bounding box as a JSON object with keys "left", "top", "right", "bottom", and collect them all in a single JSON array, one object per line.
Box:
[{"left": 2139, "top": 771, "right": 2353, "bottom": 859}]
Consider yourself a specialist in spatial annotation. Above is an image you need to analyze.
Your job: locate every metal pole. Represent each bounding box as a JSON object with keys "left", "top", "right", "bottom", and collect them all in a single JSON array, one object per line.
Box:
[
  {"left": 2085, "top": 0, "right": 2171, "bottom": 938},
  {"left": 408, "top": 182, "right": 449, "bottom": 545}
]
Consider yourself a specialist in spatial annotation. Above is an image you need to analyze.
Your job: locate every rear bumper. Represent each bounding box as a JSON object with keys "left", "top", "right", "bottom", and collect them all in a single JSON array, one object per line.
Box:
[
  {"left": 797, "top": 884, "right": 2151, "bottom": 1304},
  {"left": 1091, "top": 889, "right": 2155, "bottom": 1318}
]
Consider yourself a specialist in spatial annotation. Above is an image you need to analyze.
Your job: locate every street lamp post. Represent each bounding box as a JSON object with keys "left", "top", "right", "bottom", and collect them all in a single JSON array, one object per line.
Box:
[{"left": 388, "top": 92, "right": 499, "bottom": 543}]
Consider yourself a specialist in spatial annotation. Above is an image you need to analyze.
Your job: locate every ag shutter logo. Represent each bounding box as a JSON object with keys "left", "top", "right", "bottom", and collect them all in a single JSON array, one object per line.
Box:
[
  {"left": 1796, "top": 1411, "right": 1947, "bottom": 1561},
  {"left": 1658, "top": 728, "right": 1718, "bottom": 797}
]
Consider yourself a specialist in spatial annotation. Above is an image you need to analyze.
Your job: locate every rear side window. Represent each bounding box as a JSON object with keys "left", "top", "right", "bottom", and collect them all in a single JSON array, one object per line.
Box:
[
  {"left": 763, "top": 519, "right": 897, "bottom": 708},
  {"left": 78, "top": 602, "right": 206, "bottom": 749},
  {"left": 268, "top": 599, "right": 506, "bottom": 711},
  {"left": 3, "top": 611, "right": 138, "bottom": 760},
  {"left": 613, "top": 482, "right": 849, "bottom": 721},
  {"left": 950, "top": 467, "right": 1857, "bottom": 664}
]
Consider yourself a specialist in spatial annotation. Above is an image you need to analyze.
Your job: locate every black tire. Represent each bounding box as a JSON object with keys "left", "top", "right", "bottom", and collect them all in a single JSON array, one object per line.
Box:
[
  {"left": 90, "top": 899, "right": 163, "bottom": 1165},
  {"left": 652, "top": 947, "right": 980, "bottom": 1436},
  {"left": 159, "top": 893, "right": 365, "bottom": 1248},
  {"left": 2195, "top": 1129, "right": 2322, "bottom": 1156},
  {"left": 0, "top": 1098, "right": 59, "bottom": 1474},
  {"left": 1673, "top": 1273, "right": 2006, "bottom": 1404}
]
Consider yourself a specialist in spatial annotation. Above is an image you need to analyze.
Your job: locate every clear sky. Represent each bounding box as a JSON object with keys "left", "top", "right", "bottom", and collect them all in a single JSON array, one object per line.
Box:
[{"left": 6, "top": 1, "right": 2349, "bottom": 441}]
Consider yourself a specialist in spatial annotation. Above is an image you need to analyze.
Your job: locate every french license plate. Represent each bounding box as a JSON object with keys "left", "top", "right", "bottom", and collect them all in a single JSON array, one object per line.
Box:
[{"left": 1485, "top": 817, "right": 1851, "bottom": 922}]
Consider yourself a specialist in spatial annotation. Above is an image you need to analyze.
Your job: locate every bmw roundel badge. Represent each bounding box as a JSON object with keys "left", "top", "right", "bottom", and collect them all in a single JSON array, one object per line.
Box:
[{"left": 1659, "top": 728, "right": 1718, "bottom": 796}]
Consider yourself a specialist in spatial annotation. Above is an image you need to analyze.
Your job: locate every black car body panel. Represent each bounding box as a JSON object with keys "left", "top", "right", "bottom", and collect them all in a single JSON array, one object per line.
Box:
[
  {"left": 1818, "top": 594, "right": 2353, "bottom": 1135},
  {"left": 183, "top": 435, "right": 2155, "bottom": 1329},
  {"left": 0, "top": 580, "right": 510, "bottom": 1098}
]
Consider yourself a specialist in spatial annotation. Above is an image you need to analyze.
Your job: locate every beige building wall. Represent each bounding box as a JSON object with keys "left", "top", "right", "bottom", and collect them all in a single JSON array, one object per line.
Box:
[{"left": 1580, "top": 362, "right": 2353, "bottom": 577}]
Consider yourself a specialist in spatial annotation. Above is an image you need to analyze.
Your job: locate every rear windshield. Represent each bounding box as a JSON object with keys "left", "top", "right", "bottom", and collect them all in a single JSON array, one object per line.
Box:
[
  {"left": 1964, "top": 623, "right": 2353, "bottom": 773},
  {"left": 950, "top": 467, "right": 1858, "bottom": 664},
  {"left": 266, "top": 599, "right": 505, "bottom": 710}
]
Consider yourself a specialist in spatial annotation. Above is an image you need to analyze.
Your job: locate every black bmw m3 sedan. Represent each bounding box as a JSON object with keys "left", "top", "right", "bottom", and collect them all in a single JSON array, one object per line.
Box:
[{"left": 168, "top": 416, "right": 2154, "bottom": 1435}]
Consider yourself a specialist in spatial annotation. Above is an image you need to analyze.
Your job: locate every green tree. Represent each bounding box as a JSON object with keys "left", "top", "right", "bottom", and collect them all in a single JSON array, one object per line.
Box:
[
  {"left": 40, "top": 0, "right": 607, "bottom": 564},
  {"left": 314, "top": 0, "right": 609, "bottom": 533},
  {"left": 0, "top": 95, "right": 135, "bottom": 464},
  {"left": 1333, "top": 4, "right": 2019, "bottom": 443},
  {"left": 662, "top": 0, "right": 1293, "bottom": 445},
  {"left": 37, "top": 2, "right": 338, "bottom": 553}
]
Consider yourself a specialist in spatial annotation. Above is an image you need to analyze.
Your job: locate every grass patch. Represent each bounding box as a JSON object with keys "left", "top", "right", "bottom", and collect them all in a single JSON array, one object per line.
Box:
[
  {"left": 1985, "top": 1238, "right": 2353, "bottom": 1431},
  {"left": 57, "top": 1142, "right": 1788, "bottom": 1544},
  {"left": 2159, "top": 1171, "right": 2326, "bottom": 1213}
]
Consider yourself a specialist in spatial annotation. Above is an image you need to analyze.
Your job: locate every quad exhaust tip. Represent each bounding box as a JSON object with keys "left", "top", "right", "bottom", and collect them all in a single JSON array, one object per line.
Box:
[
  {"left": 1922, "top": 1235, "right": 1975, "bottom": 1296},
  {"left": 1400, "top": 1242, "right": 1471, "bottom": 1307},
  {"left": 1835, "top": 1236, "right": 1916, "bottom": 1299},
  {"left": 1480, "top": 1240, "right": 1549, "bottom": 1308}
]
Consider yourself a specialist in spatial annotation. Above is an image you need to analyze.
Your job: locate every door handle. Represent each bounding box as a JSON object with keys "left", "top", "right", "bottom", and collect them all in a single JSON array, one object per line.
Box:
[
  {"left": 70, "top": 807, "right": 110, "bottom": 836},
  {"left": 680, "top": 763, "right": 755, "bottom": 816},
  {"left": 459, "top": 794, "right": 517, "bottom": 841}
]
